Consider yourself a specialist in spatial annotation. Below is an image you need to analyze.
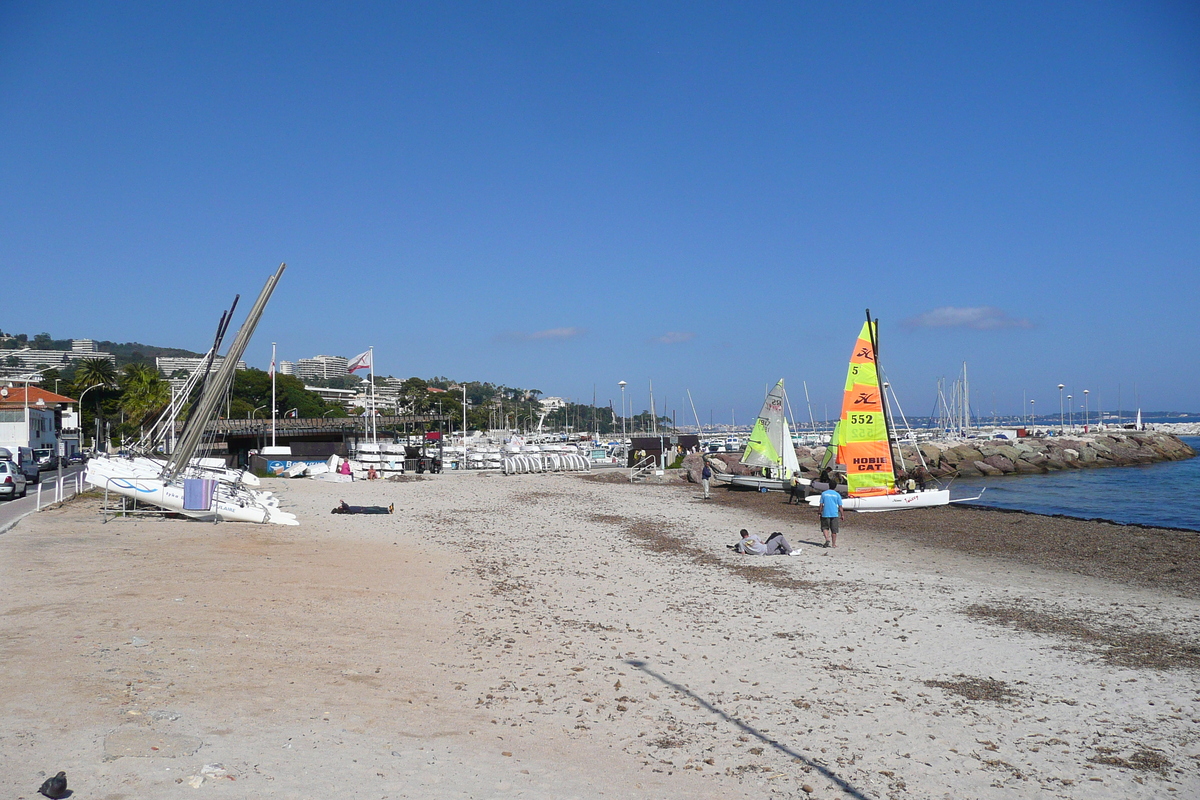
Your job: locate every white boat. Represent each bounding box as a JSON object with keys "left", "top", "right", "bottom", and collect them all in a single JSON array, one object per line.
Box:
[
  {"left": 85, "top": 264, "right": 299, "bottom": 525},
  {"left": 806, "top": 311, "right": 959, "bottom": 512},
  {"left": 712, "top": 380, "right": 804, "bottom": 491},
  {"left": 86, "top": 454, "right": 298, "bottom": 525}
]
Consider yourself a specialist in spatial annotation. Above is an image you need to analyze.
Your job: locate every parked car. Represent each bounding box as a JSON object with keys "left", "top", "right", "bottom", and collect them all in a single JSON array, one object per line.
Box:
[
  {"left": 66, "top": 451, "right": 88, "bottom": 466},
  {"left": 0, "top": 446, "right": 38, "bottom": 484},
  {"left": 34, "top": 448, "right": 64, "bottom": 471},
  {"left": 0, "top": 460, "right": 28, "bottom": 500}
]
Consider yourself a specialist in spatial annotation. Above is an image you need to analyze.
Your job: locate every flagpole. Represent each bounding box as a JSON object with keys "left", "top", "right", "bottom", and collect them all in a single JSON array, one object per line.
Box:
[
  {"left": 271, "top": 342, "right": 277, "bottom": 448},
  {"left": 370, "top": 346, "right": 376, "bottom": 444}
]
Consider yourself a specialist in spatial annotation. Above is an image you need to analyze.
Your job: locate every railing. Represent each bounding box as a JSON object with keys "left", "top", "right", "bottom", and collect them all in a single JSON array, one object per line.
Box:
[
  {"left": 630, "top": 455, "right": 657, "bottom": 483},
  {"left": 35, "top": 469, "right": 85, "bottom": 511}
]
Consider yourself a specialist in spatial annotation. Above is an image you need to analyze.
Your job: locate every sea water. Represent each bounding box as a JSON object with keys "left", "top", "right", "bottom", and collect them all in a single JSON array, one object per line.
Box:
[{"left": 951, "top": 437, "right": 1200, "bottom": 532}]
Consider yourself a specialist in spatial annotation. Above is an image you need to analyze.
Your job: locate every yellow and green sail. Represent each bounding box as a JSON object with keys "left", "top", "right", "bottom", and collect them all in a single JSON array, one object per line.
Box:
[
  {"left": 740, "top": 379, "right": 801, "bottom": 477},
  {"left": 836, "top": 321, "right": 895, "bottom": 496}
]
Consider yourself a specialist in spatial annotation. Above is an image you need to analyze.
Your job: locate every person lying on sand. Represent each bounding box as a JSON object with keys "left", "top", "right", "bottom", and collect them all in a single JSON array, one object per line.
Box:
[
  {"left": 331, "top": 500, "right": 394, "bottom": 515},
  {"left": 731, "top": 529, "right": 797, "bottom": 556}
]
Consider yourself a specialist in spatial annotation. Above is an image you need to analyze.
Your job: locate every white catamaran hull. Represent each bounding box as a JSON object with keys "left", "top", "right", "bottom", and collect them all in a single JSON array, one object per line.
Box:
[
  {"left": 713, "top": 472, "right": 810, "bottom": 492},
  {"left": 85, "top": 456, "right": 298, "bottom": 525},
  {"left": 806, "top": 488, "right": 950, "bottom": 512}
]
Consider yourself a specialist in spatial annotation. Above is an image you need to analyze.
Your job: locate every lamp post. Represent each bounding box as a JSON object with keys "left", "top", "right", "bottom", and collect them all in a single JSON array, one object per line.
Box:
[
  {"left": 1067, "top": 395, "right": 1073, "bottom": 430},
  {"left": 1083, "top": 389, "right": 1090, "bottom": 432},
  {"left": 75, "top": 383, "right": 105, "bottom": 451},
  {"left": 252, "top": 404, "right": 266, "bottom": 419},
  {"left": 1030, "top": 399, "right": 1035, "bottom": 429},
  {"left": 1058, "top": 384, "right": 1065, "bottom": 432}
]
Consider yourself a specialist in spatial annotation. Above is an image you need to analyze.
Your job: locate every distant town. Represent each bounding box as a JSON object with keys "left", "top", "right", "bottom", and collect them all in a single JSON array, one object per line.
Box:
[{"left": 0, "top": 328, "right": 638, "bottom": 461}]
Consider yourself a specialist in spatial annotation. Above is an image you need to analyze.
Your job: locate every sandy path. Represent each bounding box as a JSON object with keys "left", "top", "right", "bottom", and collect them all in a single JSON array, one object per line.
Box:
[{"left": 2, "top": 472, "right": 1198, "bottom": 799}]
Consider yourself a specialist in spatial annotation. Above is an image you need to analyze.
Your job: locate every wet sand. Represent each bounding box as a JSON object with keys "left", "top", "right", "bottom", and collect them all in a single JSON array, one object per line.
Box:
[{"left": 1, "top": 472, "right": 1198, "bottom": 799}]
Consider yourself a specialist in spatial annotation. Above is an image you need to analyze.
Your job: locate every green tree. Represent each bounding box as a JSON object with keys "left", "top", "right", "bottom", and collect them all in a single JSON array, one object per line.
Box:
[
  {"left": 228, "top": 368, "right": 338, "bottom": 419},
  {"left": 71, "top": 358, "right": 119, "bottom": 449},
  {"left": 74, "top": 357, "right": 118, "bottom": 390},
  {"left": 119, "top": 363, "right": 170, "bottom": 434}
]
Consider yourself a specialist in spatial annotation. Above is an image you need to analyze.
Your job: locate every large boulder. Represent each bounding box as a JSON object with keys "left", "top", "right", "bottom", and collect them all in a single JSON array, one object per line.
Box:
[
  {"left": 918, "top": 442, "right": 945, "bottom": 464},
  {"left": 983, "top": 454, "right": 1016, "bottom": 474},
  {"left": 992, "top": 444, "right": 1022, "bottom": 461},
  {"left": 942, "top": 445, "right": 983, "bottom": 466},
  {"left": 682, "top": 452, "right": 706, "bottom": 483},
  {"left": 973, "top": 460, "right": 1004, "bottom": 476}
]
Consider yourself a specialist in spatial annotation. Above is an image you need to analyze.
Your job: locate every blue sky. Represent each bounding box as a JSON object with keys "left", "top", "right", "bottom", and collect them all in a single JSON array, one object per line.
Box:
[{"left": 2, "top": 1, "right": 1197, "bottom": 423}]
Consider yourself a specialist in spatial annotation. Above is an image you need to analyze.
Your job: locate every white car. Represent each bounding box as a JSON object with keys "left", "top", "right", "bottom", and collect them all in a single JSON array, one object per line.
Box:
[{"left": 0, "top": 460, "right": 28, "bottom": 500}]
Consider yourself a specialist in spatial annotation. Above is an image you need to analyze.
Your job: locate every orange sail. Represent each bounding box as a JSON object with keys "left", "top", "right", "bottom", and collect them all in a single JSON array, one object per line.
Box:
[{"left": 836, "top": 320, "right": 895, "bottom": 497}]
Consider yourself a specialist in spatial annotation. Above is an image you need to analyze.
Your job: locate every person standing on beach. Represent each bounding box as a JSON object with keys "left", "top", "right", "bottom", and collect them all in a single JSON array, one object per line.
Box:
[
  {"left": 701, "top": 460, "right": 712, "bottom": 499},
  {"left": 819, "top": 487, "right": 844, "bottom": 548}
]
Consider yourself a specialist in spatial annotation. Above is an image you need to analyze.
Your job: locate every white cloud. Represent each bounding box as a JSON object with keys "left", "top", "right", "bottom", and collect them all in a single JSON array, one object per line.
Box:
[
  {"left": 496, "top": 327, "right": 585, "bottom": 342},
  {"left": 903, "top": 306, "right": 1033, "bottom": 331},
  {"left": 651, "top": 331, "right": 696, "bottom": 345}
]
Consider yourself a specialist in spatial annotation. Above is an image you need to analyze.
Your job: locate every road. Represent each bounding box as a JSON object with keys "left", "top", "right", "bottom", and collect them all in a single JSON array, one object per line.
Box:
[{"left": 0, "top": 464, "right": 86, "bottom": 534}]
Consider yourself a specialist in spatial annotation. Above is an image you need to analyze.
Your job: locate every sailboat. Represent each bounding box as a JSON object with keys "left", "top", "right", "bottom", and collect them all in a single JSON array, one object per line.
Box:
[
  {"left": 712, "top": 379, "right": 802, "bottom": 491},
  {"left": 85, "top": 264, "right": 299, "bottom": 525},
  {"left": 807, "top": 311, "right": 952, "bottom": 512}
]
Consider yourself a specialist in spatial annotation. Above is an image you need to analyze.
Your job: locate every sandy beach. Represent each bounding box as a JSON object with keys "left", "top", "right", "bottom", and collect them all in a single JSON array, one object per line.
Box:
[{"left": 2, "top": 472, "right": 1198, "bottom": 799}]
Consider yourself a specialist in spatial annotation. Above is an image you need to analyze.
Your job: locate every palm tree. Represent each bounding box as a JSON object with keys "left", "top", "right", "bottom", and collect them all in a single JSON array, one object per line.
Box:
[
  {"left": 119, "top": 363, "right": 170, "bottom": 436},
  {"left": 73, "top": 357, "right": 118, "bottom": 449},
  {"left": 74, "top": 357, "right": 117, "bottom": 390}
]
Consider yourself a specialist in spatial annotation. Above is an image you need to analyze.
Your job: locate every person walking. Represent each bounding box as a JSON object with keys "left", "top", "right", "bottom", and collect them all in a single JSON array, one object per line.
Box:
[
  {"left": 701, "top": 460, "right": 712, "bottom": 500},
  {"left": 818, "top": 487, "right": 844, "bottom": 548}
]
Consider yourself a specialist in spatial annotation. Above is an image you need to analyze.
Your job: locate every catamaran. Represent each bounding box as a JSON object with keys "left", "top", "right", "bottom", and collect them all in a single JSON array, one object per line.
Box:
[
  {"left": 85, "top": 264, "right": 299, "bottom": 525},
  {"left": 712, "top": 379, "right": 802, "bottom": 491},
  {"left": 807, "top": 311, "right": 952, "bottom": 512}
]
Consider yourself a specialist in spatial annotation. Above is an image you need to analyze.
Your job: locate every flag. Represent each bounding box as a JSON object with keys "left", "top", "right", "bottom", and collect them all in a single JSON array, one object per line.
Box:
[
  {"left": 285, "top": 409, "right": 298, "bottom": 418},
  {"left": 268, "top": 360, "right": 275, "bottom": 377},
  {"left": 348, "top": 350, "right": 372, "bottom": 372}
]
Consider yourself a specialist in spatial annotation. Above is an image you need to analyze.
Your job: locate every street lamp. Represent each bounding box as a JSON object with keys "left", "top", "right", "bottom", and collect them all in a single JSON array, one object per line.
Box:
[
  {"left": 618, "top": 381, "right": 627, "bottom": 444},
  {"left": 1030, "top": 399, "right": 1035, "bottom": 428},
  {"left": 1058, "top": 384, "right": 1065, "bottom": 432},
  {"left": 1067, "top": 395, "right": 1073, "bottom": 430},
  {"left": 75, "top": 383, "right": 106, "bottom": 451},
  {"left": 252, "top": 404, "right": 266, "bottom": 419},
  {"left": 1083, "top": 389, "right": 1090, "bottom": 432}
]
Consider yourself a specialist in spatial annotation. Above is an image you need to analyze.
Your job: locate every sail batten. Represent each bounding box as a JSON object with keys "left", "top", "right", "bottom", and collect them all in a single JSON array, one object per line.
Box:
[{"left": 836, "top": 321, "right": 896, "bottom": 497}]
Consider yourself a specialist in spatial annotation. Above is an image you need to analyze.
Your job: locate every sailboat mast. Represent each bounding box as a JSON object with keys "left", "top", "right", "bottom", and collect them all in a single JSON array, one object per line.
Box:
[{"left": 864, "top": 309, "right": 900, "bottom": 487}]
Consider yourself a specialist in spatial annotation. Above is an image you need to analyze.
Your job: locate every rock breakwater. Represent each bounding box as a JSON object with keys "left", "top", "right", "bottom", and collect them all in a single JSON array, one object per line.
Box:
[
  {"left": 685, "top": 431, "right": 1195, "bottom": 482},
  {"left": 902, "top": 431, "right": 1195, "bottom": 478}
]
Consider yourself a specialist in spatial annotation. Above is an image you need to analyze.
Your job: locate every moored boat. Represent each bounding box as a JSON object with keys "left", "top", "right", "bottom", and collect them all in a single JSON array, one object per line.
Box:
[{"left": 806, "top": 311, "right": 954, "bottom": 512}]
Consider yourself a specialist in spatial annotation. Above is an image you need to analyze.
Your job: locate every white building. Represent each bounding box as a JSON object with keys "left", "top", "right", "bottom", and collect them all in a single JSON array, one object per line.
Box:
[
  {"left": 0, "top": 340, "right": 116, "bottom": 377},
  {"left": 156, "top": 356, "right": 248, "bottom": 377},
  {"left": 305, "top": 385, "right": 358, "bottom": 410},
  {"left": 0, "top": 385, "right": 78, "bottom": 453},
  {"left": 295, "top": 355, "right": 349, "bottom": 382}
]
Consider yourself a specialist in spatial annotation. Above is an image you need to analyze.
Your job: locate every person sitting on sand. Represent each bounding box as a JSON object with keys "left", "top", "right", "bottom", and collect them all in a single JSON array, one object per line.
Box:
[
  {"left": 367, "top": 466, "right": 378, "bottom": 480},
  {"left": 733, "top": 529, "right": 796, "bottom": 556},
  {"left": 331, "top": 500, "right": 394, "bottom": 515}
]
